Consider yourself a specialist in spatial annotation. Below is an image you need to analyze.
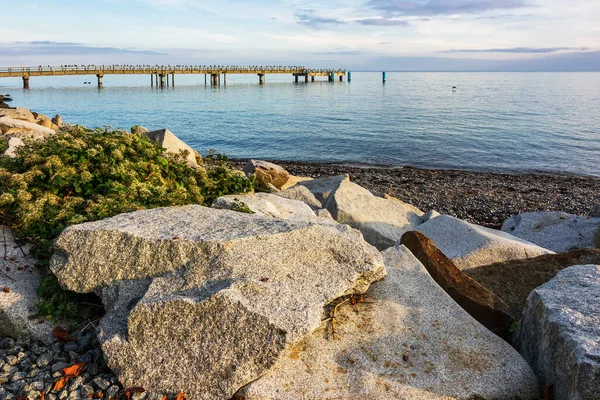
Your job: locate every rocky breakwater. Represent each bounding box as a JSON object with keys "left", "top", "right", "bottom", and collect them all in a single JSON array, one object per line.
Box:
[
  {"left": 0, "top": 107, "right": 63, "bottom": 158},
  {"left": 49, "top": 205, "right": 385, "bottom": 399}
]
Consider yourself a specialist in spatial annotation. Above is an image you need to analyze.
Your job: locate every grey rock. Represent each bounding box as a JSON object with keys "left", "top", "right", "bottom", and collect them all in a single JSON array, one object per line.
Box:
[
  {"left": 25, "top": 390, "right": 41, "bottom": 400},
  {"left": 502, "top": 211, "right": 600, "bottom": 253},
  {"left": 0, "top": 108, "right": 36, "bottom": 122},
  {"left": 324, "top": 180, "right": 425, "bottom": 250},
  {"left": 63, "top": 342, "right": 79, "bottom": 353},
  {"left": 80, "top": 385, "right": 95, "bottom": 398},
  {"left": 514, "top": 264, "right": 600, "bottom": 400},
  {"left": 297, "top": 174, "right": 349, "bottom": 204},
  {"left": 417, "top": 215, "right": 553, "bottom": 270},
  {"left": 213, "top": 193, "right": 323, "bottom": 223},
  {"left": 132, "top": 393, "right": 147, "bottom": 400},
  {"left": 3, "top": 136, "right": 25, "bottom": 158},
  {"left": 242, "top": 245, "right": 539, "bottom": 400},
  {"left": 315, "top": 208, "right": 333, "bottom": 220},
  {"left": 2, "top": 365, "right": 18, "bottom": 374},
  {"left": 66, "top": 391, "right": 80, "bottom": 400},
  {"left": 276, "top": 185, "right": 322, "bottom": 209},
  {"left": 19, "top": 358, "right": 32, "bottom": 370},
  {"left": 69, "top": 376, "right": 84, "bottom": 391},
  {"left": 0, "top": 226, "right": 54, "bottom": 343},
  {"left": 47, "top": 395, "right": 57, "bottom": 400},
  {"left": 422, "top": 209, "right": 441, "bottom": 222},
  {"left": 36, "top": 352, "right": 53, "bottom": 367},
  {"left": 51, "top": 205, "right": 385, "bottom": 399},
  {"left": 51, "top": 114, "right": 63, "bottom": 128},
  {"left": 131, "top": 125, "right": 149, "bottom": 135},
  {"left": 590, "top": 204, "right": 600, "bottom": 218},
  {"left": 26, "top": 368, "right": 39, "bottom": 379},
  {"left": 30, "top": 381, "right": 45, "bottom": 391},
  {"left": 0, "top": 337, "right": 16, "bottom": 349},
  {"left": 106, "top": 385, "right": 120, "bottom": 398},
  {"left": 143, "top": 128, "right": 198, "bottom": 167},
  {"left": 6, "top": 355, "right": 18, "bottom": 365},
  {"left": 0, "top": 117, "right": 56, "bottom": 139},
  {"left": 76, "top": 334, "right": 91, "bottom": 349},
  {"left": 92, "top": 376, "right": 111, "bottom": 390},
  {"left": 51, "top": 362, "right": 69, "bottom": 373},
  {"left": 10, "top": 371, "right": 26, "bottom": 382}
]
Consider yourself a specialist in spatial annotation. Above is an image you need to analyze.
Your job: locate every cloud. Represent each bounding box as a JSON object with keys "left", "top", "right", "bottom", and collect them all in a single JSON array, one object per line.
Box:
[
  {"left": 356, "top": 18, "right": 409, "bottom": 26},
  {"left": 295, "top": 9, "right": 345, "bottom": 27},
  {"left": 3, "top": 41, "right": 167, "bottom": 56},
  {"left": 475, "top": 13, "right": 537, "bottom": 19},
  {"left": 366, "top": 0, "right": 529, "bottom": 16},
  {"left": 442, "top": 47, "right": 589, "bottom": 53}
]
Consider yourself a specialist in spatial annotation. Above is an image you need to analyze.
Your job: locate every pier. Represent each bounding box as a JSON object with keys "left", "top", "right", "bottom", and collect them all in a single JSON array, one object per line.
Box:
[{"left": 0, "top": 65, "right": 347, "bottom": 88}]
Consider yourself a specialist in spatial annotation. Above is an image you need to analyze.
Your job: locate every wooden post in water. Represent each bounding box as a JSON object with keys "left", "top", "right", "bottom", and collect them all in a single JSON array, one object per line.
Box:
[
  {"left": 258, "top": 74, "right": 265, "bottom": 85},
  {"left": 22, "top": 76, "right": 30, "bottom": 89},
  {"left": 205, "top": 74, "right": 207, "bottom": 85},
  {"left": 348, "top": 71, "right": 351, "bottom": 82},
  {"left": 339, "top": 75, "right": 342, "bottom": 82},
  {"left": 151, "top": 74, "right": 153, "bottom": 87},
  {"left": 311, "top": 76, "right": 315, "bottom": 82},
  {"left": 295, "top": 75, "right": 299, "bottom": 83},
  {"left": 155, "top": 73, "right": 158, "bottom": 87},
  {"left": 172, "top": 73, "right": 175, "bottom": 87},
  {"left": 159, "top": 73, "right": 165, "bottom": 87},
  {"left": 224, "top": 73, "right": 227, "bottom": 85},
  {"left": 382, "top": 71, "right": 386, "bottom": 83},
  {"left": 305, "top": 74, "right": 309, "bottom": 83}
]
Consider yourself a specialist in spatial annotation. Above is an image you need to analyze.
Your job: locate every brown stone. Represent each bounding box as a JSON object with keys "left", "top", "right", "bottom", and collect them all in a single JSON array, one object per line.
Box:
[
  {"left": 243, "top": 159, "right": 290, "bottom": 190},
  {"left": 401, "top": 230, "right": 514, "bottom": 335},
  {"left": 464, "top": 248, "right": 600, "bottom": 317},
  {"left": 51, "top": 114, "right": 63, "bottom": 128},
  {"left": 35, "top": 114, "right": 54, "bottom": 129}
]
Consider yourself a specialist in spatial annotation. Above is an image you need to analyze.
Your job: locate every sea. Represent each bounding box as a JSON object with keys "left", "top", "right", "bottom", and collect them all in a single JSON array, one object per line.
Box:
[{"left": 1, "top": 72, "right": 599, "bottom": 176}]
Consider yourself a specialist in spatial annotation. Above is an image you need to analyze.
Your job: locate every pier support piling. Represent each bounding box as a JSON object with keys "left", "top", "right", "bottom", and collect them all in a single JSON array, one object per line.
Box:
[
  {"left": 295, "top": 75, "right": 299, "bottom": 83},
  {"left": 155, "top": 73, "right": 158, "bottom": 87},
  {"left": 151, "top": 74, "right": 153, "bottom": 87},
  {"left": 339, "top": 75, "right": 343, "bottom": 82},
  {"left": 382, "top": 71, "right": 386, "bottom": 83},
  {"left": 311, "top": 76, "right": 315, "bottom": 82},
  {"left": 224, "top": 73, "right": 227, "bottom": 86},
  {"left": 330, "top": 72, "right": 334, "bottom": 82},
  {"left": 96, "top": 74, "right": 104, "bottom": 88},
  {"left": 258, "top": 74, "right": 265, "bottom": 85},
  {"left": 172, "top": 73, "right": 175, "bottom": 87},
  {"left": 159, "top": 73, "right": 166, "bottom": 87},
  {"left": 348, "top": 71, "right": 351, "bottom": 82},
  {"left": 205, "top": 74, "right": 207, "bottom": 85},
  {"left": 305, "top": 75, "right": 309, "bottom": 83},
  {"left": 22, "top": 76, "right": 30, "bottom": 89}
]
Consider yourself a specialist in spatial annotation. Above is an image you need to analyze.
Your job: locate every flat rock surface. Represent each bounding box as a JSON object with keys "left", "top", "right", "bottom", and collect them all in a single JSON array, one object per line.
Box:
[
  {"left": 213, "top": 193, "right": 324, "bottom": 223},
  {"left": 0, "top": 117, "right": 56, "bottom": 139},
  {"left": 0, "top": 226, "right": 54, "bottom": 343},
  {"left": 296, "top": 174, "right": 349, "bottom": 204},
  {"left": 465, "top": 248, "right": 600, "bottom": 317},
  {"left": 51, "top": 205, "right": 385, "bottom": 399},
  {"left": 276, "top": 185, "right": 322, "bottom": 209},
  {"left": 240, "top": 245, "right": 539, "bottom": 400},
  {"left": 325, "top": 179, "right": 424, "bottom": 250},
  {"left": 502, "top": 211, "right": 600, "bottom": 253},
  {"left": 514, "top": 264, "right": 600, "bottom": 400},
  {"left": 416, "top": 215, "right": 553, "bottom": 270}
]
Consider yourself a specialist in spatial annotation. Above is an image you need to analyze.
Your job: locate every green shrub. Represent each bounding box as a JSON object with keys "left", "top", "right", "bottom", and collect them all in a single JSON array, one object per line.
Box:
[
  {"left": 0, "top": 137, "right": 7, "bottom": 154},
  {"left": 0, "top": 125, "right": 254, "bottom": 321}
]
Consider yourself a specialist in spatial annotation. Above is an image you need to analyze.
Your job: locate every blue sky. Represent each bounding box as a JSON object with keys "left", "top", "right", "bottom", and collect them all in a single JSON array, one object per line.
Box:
[{"left": 1, "top": 0, "right": 599, "bottom": 70}]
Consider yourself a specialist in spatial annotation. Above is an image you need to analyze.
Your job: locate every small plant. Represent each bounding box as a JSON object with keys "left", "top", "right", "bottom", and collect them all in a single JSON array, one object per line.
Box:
[
  {"left": 229, "top": 198, "right": 255, "bottom": 214},
  {"left": 0, "top": 126, "right": 254, "bottom": 322},
  {"left": 0, "top": 136, "right": 7, "bottom": 154}
]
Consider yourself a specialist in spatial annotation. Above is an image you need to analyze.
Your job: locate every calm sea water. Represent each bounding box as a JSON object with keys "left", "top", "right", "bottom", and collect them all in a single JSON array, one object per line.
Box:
[{"left": 2, "top": 72, "right": 599, "bottom": 176}]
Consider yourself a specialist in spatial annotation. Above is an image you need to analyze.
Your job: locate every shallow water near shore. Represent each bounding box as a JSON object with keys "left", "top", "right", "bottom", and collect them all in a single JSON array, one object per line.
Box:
[{"left": 2, "top": 72, "right": 599, "bottom": 176}]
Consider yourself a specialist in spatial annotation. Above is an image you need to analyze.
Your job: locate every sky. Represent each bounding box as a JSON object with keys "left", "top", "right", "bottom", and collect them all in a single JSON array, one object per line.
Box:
[{"left": 1, "top": 0, "right": 599, "bottom": 71}]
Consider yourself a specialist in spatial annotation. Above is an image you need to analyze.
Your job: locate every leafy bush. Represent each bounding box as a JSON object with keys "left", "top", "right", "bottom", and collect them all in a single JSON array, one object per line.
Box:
[
  {"left": 0, "top": 137, "right": 7, "bottom": 154},
  {"left": 0, "top": 125, "right": 254, "bottom": 320}
]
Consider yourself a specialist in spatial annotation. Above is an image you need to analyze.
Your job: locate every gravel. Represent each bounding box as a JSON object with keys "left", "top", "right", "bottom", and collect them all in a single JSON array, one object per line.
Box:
[{"left": 230, "top": 159, "right": 600, "bottom": 229}]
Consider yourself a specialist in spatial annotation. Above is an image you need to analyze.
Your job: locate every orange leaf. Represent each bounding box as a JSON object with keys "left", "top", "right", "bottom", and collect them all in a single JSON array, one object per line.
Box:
[
  {"left": 124, "top": 389, "right": 132, "bottom": 400},
  {"left": 94, "top": 392, "right": 104, "bottom": 399},
  {"left": 40, "top": 394, "right": 45, "bottom": 400},
  {"left": 53, "top": 376, "right": 70, "bottom": 391},
  {"left": 2, "top": 286, "right": 10, "bottom": 293},
  {"left": 161, "top": 397, "right": 168, "bottom": 400},
  {"left": 63, "top": 362, "right": 87, "bottom": 377},
  {"left": 52, "top": 326, "right": 75, "bottom": 342},
  {"left": 176, "top": 393, "right": 188, "bottom": 400}
]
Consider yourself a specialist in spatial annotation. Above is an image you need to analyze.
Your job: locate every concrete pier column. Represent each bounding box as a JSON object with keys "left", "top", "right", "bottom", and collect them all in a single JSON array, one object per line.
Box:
[
  {"left": 305, "top": 74, "right": 309, "bottom": 83},
  {"left": 205, "top": 74, "right": 207, "bottom": 85},
  {"left": 295, "top": 75, "right": 299, "bottom": 83},
  {"left": 96, "top": 74, "right": 104, "bottom": 87},
  {"left": 311, "top": 76, "right": 315, "bottom": 82},
  {"left": 330, "top": 72, "right": 334, "bottom": 82},
  {"left": 258, "top": 74, "right": 265, "bottom": 85},
  {"left": 172, "top": 73, "right": 175, "bottom": 87},
  {"left": 155, "top": 73, "right": 158, "bottom": 87},
  {"left": 22, "top": 76, "right": 30, "bottom": 89},
  {"left": 339, "top": 75, "right": 343, "bottom": 82},
  {"left": 159, "top": 73, "right": 166, "bottom": 87},
  {"left": 382, "top": 71, "right": 386, "bottom": 82},
  {"left": 224, "top": 73, "right": 227, "bottom": 85},
  {"left": 151, "top": 74, "right": 154, "bottom": 87},
  {"left": 348, "top": 71, "right": 352, "bottom": 82}
]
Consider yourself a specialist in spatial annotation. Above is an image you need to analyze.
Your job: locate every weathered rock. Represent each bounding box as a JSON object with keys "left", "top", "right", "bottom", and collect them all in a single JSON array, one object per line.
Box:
[
  {"left": 324, "top": 179, "right": 424, "bottom": 250},
  {"left": 279, "top": 175, "right": 313, "bottom": 191},
  {"left": 240, "top": 245, "right": 539, "bottom": 400},
  {"left": 3, "top": 137, "right": 25, "bottom": 158},
  {"left": 401, "top": 231, "right": 514, "bottom": 335},
  {"left": 422, "top": 209, "right": 440, "bottom": 222},
  {"left": 0, "top": 117, "right": 56, "bottom": 140},
  {"left": 502, "top": 211, "right": 600, "bottom": 253},
  {"left": 465, "top": 248, "right": 600, "bottom": 317},
  {"left": 276, "top": 185, "right": 322, "bottom": 209},
  {"left": 0, "top": 108, "right": 35, "bottom": 122},
  {"left": 35, "top": 114, "right": 57, "bottom": 130},
  {"left": 514, "top": 265, "right": 600, "bottom": 400},
  {"left": 51, "top": 114, "right": 63, "bottom": 128},
  {"left": 51, "top": 205, "right": 385, "bottom": 399},
  {"left": 417, "top": 215, "right": 553, "bottom": 270},
  {"left": 243, "top": 160, "right": 290, "bottom": 190},
  {"left": 212, "top": 193, "right": 327, "bottom": 223},
  {"left": 315, "top": 208, "right": 333, "bottom": 220},
  {"left": 143, "top": 128, "right": 198, "bottom": 167},
  {"left": 0, "top": 226, "right": 53, "bottom": 343},
  {"left": 131, "top": 125, "right": 149, "bottom": 135},
  {"left": 297, "top": 174, "right": 349, "bottom": 204},
  {"left": 590, "top": 204, "right": 600, "bottom": 218}
]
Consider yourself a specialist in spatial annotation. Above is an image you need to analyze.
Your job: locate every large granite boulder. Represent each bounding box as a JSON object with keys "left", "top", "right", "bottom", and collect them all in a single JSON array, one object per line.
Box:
[
  {"left": 297, "top": 174, "right": 349, "bottom": 204},
  {"left": 240, "top": 245, "right": 539, "bottom": 400},
  {"left": 324, "top": 179, "right": 424, "bottom": 250},
  {"left": 213, "top": 193, "right": 328, "bottom": 223},
  {"left": 35, "top": 114, "right": 58, "bottom": 130},
  {"left": 502, "top": 211, "right": 600, "bottom": 253},
  {"left": 0, "top": 107, "right": 36, "bottom": 122},
  {"left": 50, "top": 205, "right": 385, "bottom": 399},
  {"left": 143, "top": 128, "right": 199, "bottom": 167},
  {"left": 514, "top": 265, "right": 600, "bottom": 400},
  {"left": 417, "top": 215, "right": 553, "bottom": 270},
  {"left": 0, "top": 117, "right": 56, "bottom": 139},
  {"left": 401, "top": 231, "right": 514, "bottom": 335},
  {"left": 243, "top": 160, "right": 290, "bottom": 190},
  {"left": 590, "top": 204, "right": 600, "bottom": 218},
  {"left": 131, "top": 125, "right": 149, "bottom": 135},
  {"left": 51, "top": 114, "right": 63, "bottom": 128},
  {"left": 280, "top": 175, "right": 313, "bottom": 191},
  {"left": 0, "top": 226, "right": 54, "bottom": 343},
  {"left": 465, "top": 248, "right": 600, "bottom": 317}
]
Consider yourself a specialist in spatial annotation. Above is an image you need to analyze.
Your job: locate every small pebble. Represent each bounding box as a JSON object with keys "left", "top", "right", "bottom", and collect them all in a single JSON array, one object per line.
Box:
[
  {"left": 0, "top": 338, "right": 15, "bottom": 349},
  {"left": 92, "top": 375, "right": 111, "bottom": 390},
  {"left": 36, "top": 352, "right": 54, "bottom": 367},
  {"left": 10, "top": 370, "right": 26, "bottom": 382},
  {"left": 106, "top": 385, "right": 120, "bottom": 398},
  {"left": 52, "top": 361, "right": 70, "bottom": 373},
  {"left": 63, "top": 342, "right": 79, "bottom": 353},
  {"left": 80, "top": 384, "right": 95, "bottom": 398}
]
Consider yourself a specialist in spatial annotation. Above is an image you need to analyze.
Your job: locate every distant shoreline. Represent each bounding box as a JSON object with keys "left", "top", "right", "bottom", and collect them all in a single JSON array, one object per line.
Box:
[{"left": 230, "top": 158, "right": 600, "bottom": 229}]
